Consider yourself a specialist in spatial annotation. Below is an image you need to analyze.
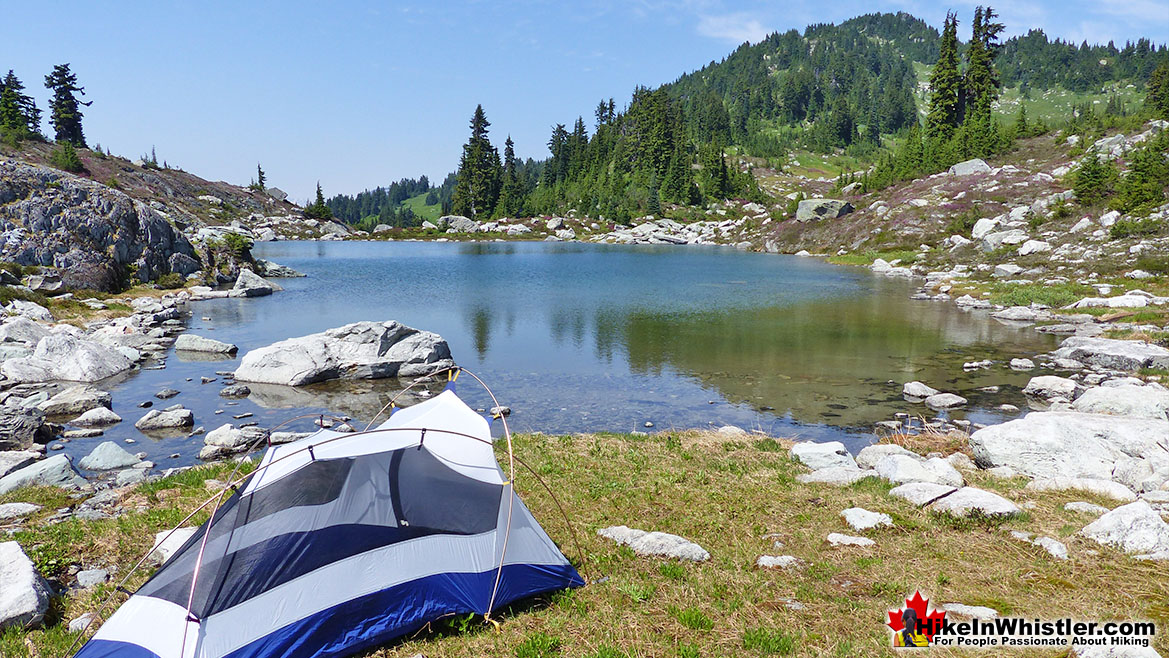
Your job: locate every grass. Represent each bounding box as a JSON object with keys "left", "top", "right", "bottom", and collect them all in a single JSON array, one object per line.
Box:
[
  {"left": 827, "top": 249, "right": 918, "bottom": 267},
  {"left": 1, "top": 432, "right": 1167, "bottom": 657},
  {"left": 985, "top": 282, "right": 1095, "bottom": 308},
  {"left": 400, "top": 192, "right": 444, "bottom": 223}
]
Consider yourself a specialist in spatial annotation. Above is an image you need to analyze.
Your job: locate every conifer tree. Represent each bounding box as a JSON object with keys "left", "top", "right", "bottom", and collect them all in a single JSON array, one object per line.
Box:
[
  {"left": 496, "top": 136, "right": 524, "bottom": 217},
  {"left": 304, "top": 182, "right": 334, "bottom": 220},
  {"left": 660, "top": 144, "right": 696, "bottom": 204},
  {"left": 44, "top": 64, "right": 90, "bottom": 146},
  {"left": 926, "top": 12, "right": 962, "bottom": 143},
  {"left": 256, "top": 163, "right": 266, "bottom": 190},
  {"left": 1147, "top": 62, "right": 1169, "bottom": 120},
  {"left": 451, "top": 105, "right": 502, "bottom": 219},
  {"left": 0, "top": 71, "right": 41, "bottom": 141}
]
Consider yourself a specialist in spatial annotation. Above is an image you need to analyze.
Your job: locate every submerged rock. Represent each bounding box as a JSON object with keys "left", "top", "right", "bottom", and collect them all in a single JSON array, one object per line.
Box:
[{"left": 233, "top": 321, "right": 454, "bottom": 386}]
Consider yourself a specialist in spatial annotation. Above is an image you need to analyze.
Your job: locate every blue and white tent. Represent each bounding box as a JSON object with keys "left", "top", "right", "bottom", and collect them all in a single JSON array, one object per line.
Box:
[{"left": 74, "top": 386, "right": 584, "bottom": 658}]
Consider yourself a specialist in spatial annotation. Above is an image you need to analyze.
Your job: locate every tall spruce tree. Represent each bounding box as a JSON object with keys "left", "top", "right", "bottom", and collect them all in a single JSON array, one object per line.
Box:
[
  {"left": 44, "top": 63, "right": 90, "bottom": 146},
  {"left": 926, "top": 13, "right": 962, "bottom": 143},
  {"left": 451, "top": 105, "right": 501, "bottom": 219},
  {"left": 1147, "top": 62, "right": 1169, "bottom": 120},
  {"left": 962, "top": 7, "right": 1005, "bottom": 154},
  {"left": 496, "top": 136, "right": 524, "bottom": 218},
  {"left": 0, "top": 71, "right": 41, "bottom": 140}
]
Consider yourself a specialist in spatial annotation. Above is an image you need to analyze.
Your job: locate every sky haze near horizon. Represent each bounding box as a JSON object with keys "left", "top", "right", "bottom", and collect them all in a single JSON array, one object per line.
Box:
[{"left": 3, "top": 0, "right": 1167, "bottom": 202}]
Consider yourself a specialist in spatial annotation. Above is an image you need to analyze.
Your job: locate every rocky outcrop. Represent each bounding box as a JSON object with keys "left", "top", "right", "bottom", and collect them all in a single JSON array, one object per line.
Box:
[
  {"left": 0, "top": 454, "right": 86, "bottom": 494},
  {"left": 0, "top": 160, "right": 199, "bottom": 290},
  {"left": 969, "top": 412, "right": 1169, "bottom": 492},
  {"left": 795, "top": 199, "right": 853, "bottom": 222},
  {"left": 0, "top": 406, "right": 52, "bottom": 450},
  {"left": 1080, "top": 501, "right": 1169, "bottom": 558},
  {"left": 231, "top": 269, "right": 275, "bottom": 297},
  {"left": 233, "top": 321, "right": 454, "bottom": 386},
  {"left": 1052, "top": 337, "right": 1169, "bottom": 372},
  {"left": 1070, "top": 384, "right": 1169, "bottom": 420}
]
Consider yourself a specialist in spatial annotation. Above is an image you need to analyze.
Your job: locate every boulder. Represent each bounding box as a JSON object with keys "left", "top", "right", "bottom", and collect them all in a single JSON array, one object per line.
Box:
[
  {"left": 1052, "top": 336, "right": 1169, "bottom": 372},
  {"left": 4, "top": 300, "right": 53, "bottom": 322},
  {"left": 78, "top": 441, "right": 140, "bottom": 471},
  {"left": 928, "top": 487, "right": 1021, "bottom": 517},
  {"left": 174, "top": 334, "right": 238, "bottom": 354},
  {"left": 233, "top": 321, "right": 454, "bottom": 386},
  {"left": 199, "top": 423, "right": 251, "bottom": 460},
  {"left": 1022, "top": 375, "right": 1081, "bottom": 400},
  {"left": 971, "top": 217, "right": 999, "bottom": 240},
  {"left": 0, "top": 406, "right": 52, "bottom": 450},
  {"left": 756, "top": 555, "right": 802, "bottom": 569},
  {"left": 875, "top": 455, "right": 963, "bottom": 487},
  {"left": 134, "top": 408, "right": 194, "bottom": 431},
  {"left": 969, "top": 412, "right": 1169, "bottom": 491},
  {"left": 901, "top": 381, "right": 939, "bottom": 398},
  {"left": 924, "top": 393, "right": 967, "bottom": 410},
  {"left": 992, "top": 306, "right": 1044, "bottom": 322},
  {"left": 888, "top": 482, "right": 958, "bottom": 507},
  {"left": 0, "top": 317, "right": 50, "bottom": 345},
  {"left": 1080, "top": 501, "right": 1169, "bottom": 556},
  {"left": 437, "top": 215, "right": 479, "bottom": 232},
  {"left": 1071, "top": 384, "right": 1169, "bottom": 420},
  {"left": 1, "top": 331, "right": 134, "bottom": 383},
  {"left": 37, "top": 385, "right": 111, "bottom": 417},
  {"left": 218, "top": 384, "right": 251, "bottom": 398},
  {"left": 232, "top": 269, "right": 275, "bottom": 297},
  {"left": 1065, "top": 501, "right": 1110, "bottom": 516},
  {"left": 1017, "top": 240, "right": 1051, "bottom": 256},
  {"left": 948, "top": 158, "right": 991, "bottom": 176},
  {"left": 0, "top": 541, "right": 50, "bottom": 630},
  {"left": 0, "top": 502, "right": 41, "bottom": 521},
  {"left": 72, "top": 406, "right": 122, "bottom": 427},
  {"left": 76, "top": 568, "right": 109, "bottom": 588},
  {"left": 0, "top": 451, "right": 40, "bottom": 479},
  {"left": 254, "top": 259, "right": 305, "bottom": 278},
  {"left": 980, "top": 229, "right": 1028, "bottom": 251},
  {"left": 840, "top": 507, "right": 892, "bottom": 531},
  {"left": 795, "top": 199, "right": 853, "bottom": 222},
  {"left": 790, "top": 441, "right": 856, "bottom": 470},
  {"left": 149, "top": 527, "right": 198, "bottom": 566},
  {"left": 993, "top": 263, "right": 1023, "bottom": 278},
  {"left": 856, "top": 444, "right": 921, "bottom": 470},
  {"left": 597, "top": 525, "right": 710, "bottom": 562},
  {"left": 1025, "top": 477, "right": 1135, "bottom": 502},
  {"left": 0, "top": 454, "right": 86, "bottom": 494}
]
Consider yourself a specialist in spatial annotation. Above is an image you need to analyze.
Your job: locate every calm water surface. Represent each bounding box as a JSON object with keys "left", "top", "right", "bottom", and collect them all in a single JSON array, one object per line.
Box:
[{"left": 62, "top": 241, "right": 1059, "bottom": 468}]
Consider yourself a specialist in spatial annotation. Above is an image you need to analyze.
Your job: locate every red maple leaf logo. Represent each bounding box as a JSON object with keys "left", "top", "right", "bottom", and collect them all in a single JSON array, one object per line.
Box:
[{"left": 887, "top": 591, "right": 947, "bottom": 642}]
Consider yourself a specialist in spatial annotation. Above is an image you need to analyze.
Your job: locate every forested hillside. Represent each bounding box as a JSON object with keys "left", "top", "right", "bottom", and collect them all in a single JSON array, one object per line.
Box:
[{"left": 327, "top": 10, "right": 1168, "bottom": 228}]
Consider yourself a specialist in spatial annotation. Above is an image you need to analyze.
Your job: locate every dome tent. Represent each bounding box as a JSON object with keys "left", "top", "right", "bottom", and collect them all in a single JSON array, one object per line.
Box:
[{"left": 73, "top": 385, "right": 583, "bottom": 658}]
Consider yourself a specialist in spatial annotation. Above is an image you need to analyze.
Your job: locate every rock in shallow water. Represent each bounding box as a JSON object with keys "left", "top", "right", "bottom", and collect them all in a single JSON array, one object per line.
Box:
[
  {"left": 233, "top": 321, "right": 454, "bottom": 386},
  {"left": 78, "top": 441, "right": 140, "bottom": 471},
  {"left": 175, "top": 334, "right": 238, "bottom": 354},
  {"left": 134, "top": 408, "right": 194, "bottom": 431}
]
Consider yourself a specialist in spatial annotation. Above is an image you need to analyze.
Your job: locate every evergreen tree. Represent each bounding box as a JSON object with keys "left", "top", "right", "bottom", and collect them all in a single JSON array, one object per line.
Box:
[
  {"left": 0, "top": 71, "right": 40, "bottom": 141},
  {"left": 660, "top": 144, "right": 696, "bottom": 204},
  {"left": 1014, "top": 103, "right": 1029, "bottom": 137},
  {"left": 1073, "top": 151, "right": 1119, "bottom": 206},
  {"left": 962, "top": 6, "right": 1006, "bottom": 154},
  {"left": 451, "top": 105, "right": 502, "bottom": 219},
  {"left": 256, "top": 163, "right": 266, "bottom": 190},
  {"left": 496, "top": 136, "right": 524, "bottom": 217},
  {"left": 926, "top": 13, "right": 962, "bottom": 142},
  {"left": 1147, "top": 62, "right": 1169, "bottom": 120},
  {"left": 1112, "top": 132, "right": 1169, "bottom": 215},
  {"left": 304, "top": 182, "right": 334, "bottom": 220},
  {"left": 44, "top": 63, "right": 90, "bottom": 146}
]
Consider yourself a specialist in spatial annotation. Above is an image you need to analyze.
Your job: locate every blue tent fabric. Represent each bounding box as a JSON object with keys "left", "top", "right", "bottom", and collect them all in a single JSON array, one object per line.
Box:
[{"left": 74, "top": 389, "right": 582, "bottom": 658}]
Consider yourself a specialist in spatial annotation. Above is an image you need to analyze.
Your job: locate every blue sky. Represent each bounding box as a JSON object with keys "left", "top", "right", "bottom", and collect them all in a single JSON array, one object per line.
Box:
[{"left": 4, "top": 1, "right": 1167, "bottom": 202}]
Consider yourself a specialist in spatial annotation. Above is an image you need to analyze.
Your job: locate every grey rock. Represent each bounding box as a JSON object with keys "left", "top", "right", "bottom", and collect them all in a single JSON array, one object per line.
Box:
[
  {"left": 0, "top": 541, "right": 50, "bottom": 630},
  {"left": 234, "top": 321, "right": 454, "bottom": 386},
  {"left": 924, "top": 393, "right": 967, "bottom": 410},
  {"left": 4, "top": 300, "right": 53, "bottom": 322},
  {"left": 1, "top": 331, "right": 134, "bottom": 383},
  {"left": 0, "top": 406, "right": 52, "bottom": 450},
  {"left": 115, "top": 468, "right": 146, "bottom": 486},
  {"left": 969, "top": 412, "right": 1169, "bottom": 492},
  {"left": 597, "top": 525, "right": 710, "bottom": 562},
  {"left": 37, "top": 385, "right": 112, "bottom": 417},
  {"left": 175, "top": 334, "right": 238, "bottom": 354},
  {"left": 218, "top": 384, "right": 251, "bottom": 398},
  {"left": 79, "top": 441, "right": 140, "bottom": 471},
  {"left": 888, "top": 482, "right": 958, "bottom": 506},
  {"left": 1065, "top": 501, "right": 1110, "bottom": 516},
  {"left": 875, "top": 455, "right": 963, "bottom": 487},
  {"left": 0, "top": 317, "right": 50, "bottom": 345},
  {"left": 1026, "top": 477, "right": 1135, "bottom": 502},
  {"left": 0, "top": 451, "right": 39, "bottom": 479},
  {"left": 826, "top": 533, "right": 875, "bottom": 547},
  {"left": 232, "top": 269, "right": 274, "bottom": 297},
  {"left": 254, "top": 259, "right": 305, "bottom": 278},
  {"left": 1081, "top": 501, "right": 1169, "bottom": 555},
  {"left": 1022, "top": 375, "right": 1082, "bottom": 400},
  {"left": 942, "top": 603, "right": 999, "bottom": 619},
  {"left": 0, "top": 160, "right": 198, "bottom": 291},
  {"left": 928, "top": 487, "right": 1022, "bottom": 518},
  {"left": 0, "top": 502, "right": 41, "bottom": 521},
  {"left": 437, "top": 215, "right": 479, "bottom": 232},
  {"left": 949, "top": 158, "right": 991, "bottom": 176},
  {"left": 155, "top": 388, "right": 180, "bottom": 400},
  {"left": 795, "top": 467, "right": 875, "bottom": 485},
  {"left": 902, "top": 381, "right": 939, "bottom": 398},
  {"left": 791, "top": 441, "right": 856, "bottom": 470},
  {"left": 134, "top": 408, "right": 194, "bottom": 431},
  {"left": 68, "top": 612, "right": 97, "bottom": 633},
  {"left": 756, "top": 555, "right": 802, "bottom": 569},
  {"left": 1052, "top": 336, "right": 1169, "bottom": 372},
  {"left": 840, "top": 507, "right": 892, "bottom": 531},
  {"left": 0, "top": 454, "right": 85, "bottom": 494},
  {"left": 73, "top": 406, "right": 122, "bottom": 427},
  {"left": 856, "top": 444, "right": 922, "bottom": 470},
  {"left": 76, "top": 568, "right": 109, "bottom": 588},
  {"left": 795, "top": 199, "right": 853, "bottom": 222},
  {"left": 1071, "top": 384, "right": 1169, "bottom": 420}
]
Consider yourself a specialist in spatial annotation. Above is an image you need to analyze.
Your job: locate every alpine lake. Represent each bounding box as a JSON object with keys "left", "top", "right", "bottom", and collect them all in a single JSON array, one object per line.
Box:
[{"left": 61, "top": 241, "right": 1059, "bottom": 468}]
